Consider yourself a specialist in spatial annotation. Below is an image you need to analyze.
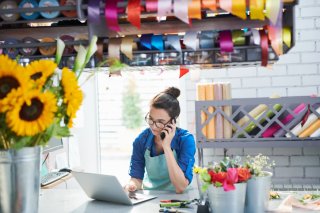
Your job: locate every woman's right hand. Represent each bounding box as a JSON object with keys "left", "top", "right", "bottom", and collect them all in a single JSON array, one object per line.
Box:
[
  {"left": 125, "top": 183, "right": 137, "bottom": 192},
  {"left": 125, "top": 178, "right": 142, "bottom": 192}
]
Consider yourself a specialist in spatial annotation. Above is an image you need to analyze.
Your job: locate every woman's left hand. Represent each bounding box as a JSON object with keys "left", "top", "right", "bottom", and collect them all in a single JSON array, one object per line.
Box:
[{"left": 161, "top": 120, "right": 176, "bottom": 149}]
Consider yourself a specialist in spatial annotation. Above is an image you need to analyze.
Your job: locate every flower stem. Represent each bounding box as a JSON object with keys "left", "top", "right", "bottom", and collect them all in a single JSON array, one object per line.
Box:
[{"left": 0, "top": 129, "right": 9, "bottom": 149}]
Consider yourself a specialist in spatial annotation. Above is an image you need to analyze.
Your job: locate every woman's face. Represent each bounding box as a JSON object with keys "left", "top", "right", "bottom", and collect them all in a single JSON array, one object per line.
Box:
[{"left": 146, "top": 107, "right": 171, "bottom": 136}]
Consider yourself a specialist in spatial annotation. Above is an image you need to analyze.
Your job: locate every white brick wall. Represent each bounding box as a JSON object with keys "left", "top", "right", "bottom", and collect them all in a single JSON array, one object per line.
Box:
[{"left": 184, "top": 1, "right": 320, "bottom": 184}]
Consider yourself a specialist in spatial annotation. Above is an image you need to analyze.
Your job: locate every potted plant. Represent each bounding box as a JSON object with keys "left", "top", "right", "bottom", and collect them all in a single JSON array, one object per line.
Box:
[
  {"left": 243, "top": 153, "right": 275, "bottom": 213},
  {"left": 194, "top": 157, "right": 251, "bottom": 213}
]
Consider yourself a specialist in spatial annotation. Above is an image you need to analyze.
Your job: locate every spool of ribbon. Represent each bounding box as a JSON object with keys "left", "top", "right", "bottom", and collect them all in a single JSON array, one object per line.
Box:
[
  {"left": 105, "top": 0, "right": 120, "bottom": 32},
  {"left": 19, "top": 0, "right": 40, "bottom": 20},
  {"left": 0, "top": 0, "right": 20, "bottom": 21},
  {"left": 60, "top": 0, "right": 77, "bottom": 17},
  {"left": 183, "top": 31, "right": 199, "bottom": 51},
  {"left": 232, "top": 30, "right": 245, "bottom": 46},
  {"left": 219, "top": 0, "right": 232, "bottom": 13},
  {"left": 4, "top": 39, "right": 20, "bottom": 59},
  {"left": 140, "top": 34, "right": 153, "bottom": 50},
  {"left": 219, "top": 30, "right": 233, "bottom": 53},
  {"left": 167, "top": 35, "right": 181, "bottom": 52},
  {"left": 108, "top": 38, "right": 121, "bottom": 60},
  {"left": 174, "top": 0, "right": 189, "bottom": 24},
  {"left": 127, "top": 0, "right": 141, "bottom": 29},
  {"left": 121, "top": 36, "right": 135, "bottom": 60},
  {"left": 151, "top": 35, "right": 164, "bottom": 51},
  {"left": 19, "top": 37, "right": 38, "bottom": 56},
  {"left": 60, "top": 35, "right": 75, "bottom": 54},
  {"left": 146, "top": 0, "right": 157, "bottom": 12},
  {"left": 39, "top": 0, "right": 60, "bottom": 19},
  {"left": 201, "top": 0, "right": 217, "bottom": 11},
  {"left": 231, "top": 0, "right": 246, "bottom": 20},
  {"left": 265, "top": 0, "right": 281, "bottom": 26},
  {"left": 259, "top": 30, "right": 268, "bottom": 67},
  {"left": 283, "top": 27, "right": 291, "bottom": 48},
  {"left": 39, "top": 37, "right": 56, "bottom": 56},
  {"left": 188, "top": 0, "right": 201, "bottom": 20},
  {"left": 157, "top": 0, "right": 172, "bottom": 18},
  {"left": 250, "top": 0, "right": 265, "bottom": 20},
  {"left": 88, "top": 0, "right": 101, "bottom": 25}
]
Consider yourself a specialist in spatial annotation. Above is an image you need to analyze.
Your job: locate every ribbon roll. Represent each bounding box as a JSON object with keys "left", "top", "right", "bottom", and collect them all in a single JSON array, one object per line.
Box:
[
  {"left": 251, "top": 29, "right": 261, "bottom": 45},
  {"left": 140, "top": 34, "right": 153, "bottom": 50},
  {"left": 20, "top": 37, "right": 39, "bottom": 56},
  {"left": 128, "top": 0, "right": 141, "bottom": 29},
  {"left": 60, "top": 35, "right": 74, "bottom": 54},
  {"left": 189, "top": 0, "right": 202, "bottom": 20},
  {"left": 232, "top": 0, "right": 246, "bottom": 20},
  {"left": 259, "top": 30, "right": 268, "bottom": 67},
  {"left": 0, "top": 0, "right": 20, "bottom": 21},
  {"left": 174, "top": 0, "right": 189, "bottom": 24},
  {"left": 167, "top": 35, "right": 181, "bottom": 52},
  {"left": 121, "top": 36, "right": 135, "bottom": 60},
  {"left": 250, "top": 0, "right": 265, "bottom": 20},
  {"left": 108, "top": 38, "right": 121, "bottom": 60},
  {"left": 60, "top": 0, "right": 77, "bottom": 17},
  {"left": 19, "top": 0, "right": 40, "bottom": 20},
  {"left": 151, "top": 35, "right": 164, "bottom": 51},
  {"left": 105, "top": 0, "right": 120, "bottom": 32},
  {"left": 265, "top": 0, "right": 281, "bottom": 25},
  {"left": 157, "top": 0, "right": 172, "bottom": 18},
  {"left": 183, "top": 31, "right": 199, "bottom": 51},
  {"left": 219, "top": 31, "right": 233, "bottom": 53},
  {"left": 88, "top": 0, "right": 101, "bottom": 25},
  {"left": 283, "top": 27, "right": 291, "bottom": 48},
  {"left": 4, "top": 39, "right": 20, "bottom": 59},
  {"left": 219, "top": 0, "right": 232, "bottom": 13},
  {"left": 39, "top": 0, "right": 60, "bottom": 19},
  {"left": 39, "top": 37, "right": 56, "bottom": 56},
  {"left": 146, "top": 0, "right": 157, "bottom": 12},
  {"left": 201, "top": 0, "right": 217, "bottom": 11},
  {"left": 232, "top": 30, "right": 245, "bottom": 45}
]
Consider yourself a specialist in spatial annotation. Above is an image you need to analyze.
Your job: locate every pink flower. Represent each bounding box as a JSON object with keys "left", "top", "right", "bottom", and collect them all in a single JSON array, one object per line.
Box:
[{"left": 223, "top": 168, "right": 238, "bottom": 191}]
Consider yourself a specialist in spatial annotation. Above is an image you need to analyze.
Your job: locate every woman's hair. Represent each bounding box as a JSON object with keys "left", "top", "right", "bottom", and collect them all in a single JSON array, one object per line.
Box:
[{"left": 150, "top": 87, "right": 180, "bottom": 119}]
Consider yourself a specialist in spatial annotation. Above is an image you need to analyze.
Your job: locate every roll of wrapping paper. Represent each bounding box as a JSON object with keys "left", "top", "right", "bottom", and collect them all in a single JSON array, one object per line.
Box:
[
  {"left": 234, "top": 104, "right": 268, "bottom": 131},
  {"left": 174, "top": 0, "right": 189, "bottom": 24},
  {"left": 202, "top": 0, "right": 217, "bottom": 11},
  {"left": 232, "top": 30, "right": 245, "bottom": 46},
  {"left": 205, "top": 84, "right": 215, "bottom": 139},
  {"left": 108, "top": 38, "right": 121, "bottom": 60},
  {"left": 105, "top": 0, "right": 120, "bottom": 32},
  {"left": 127, "top": 0, "right": 141, "bottom": 29},
  {"left": 0, "top": 0, "right": 20, "bottom": 21},
  {"left": 262, "top": 103, "right": 307, "bottom": 138},
  {"left": 121, "top": 36, "right": 135, "bottom": 60},
  {"left": 250, "top": 0, "right": 265, "bottom": 20},
  {"left": 299, "top": 119, "right": 320, "bottom": 138},
  {"left": 222, "top": 82, "right": 232, "bottom": 139},
  {"left": 146, "top": 0, "right": 157, "bottom": 12},
  {"left": 74, "top": 34, "right": 88, "bottom": 52},
  {"left": 19, "top": 37, "right": 39, "bottom": 56},
  {"left": 283, "top": 27, "right": 292, "bottom": 48},
  {"left": 88, "top": 0, "right": 101, "bottom": 24},
  {"left": 219, "top": 30, "right": 233, "bottom": 53},
  {"left": 286, "top": 106, "right": 320, "bottom": 137},
  {"left": 231, "top": 0, "right": 246, "bottom": 20},
  {"left": 4, "top": 39, "right": 20, "bottom": 58},
  {"left": 260, "top": 29, "right": 268, "bottom": 67},
  {"left": 60, "top": 0, "right": 77, "bottom": 17},
  {"left": 310, "top": 128, "right": 320, "bottom": 137},
  {"left": 39, "top": 37, "right": 56, "bottom": 56},
  {"left": 214, "top": 83, "right": 223, "bottom": 139},
  {"left": 196, "top": 83, "right": 207, "bottom": 137},
  {"left": 39, "top": 0, "right": 60, "bottom": 19},
  {"left": 19, "top": 0, "right": 40, "bottom": 20},
  {"left": 60, "top": 35, "right": 74, "bottom": 54},
  {"left": 188, "top": 0, "right": 202, "bottom": 20}
]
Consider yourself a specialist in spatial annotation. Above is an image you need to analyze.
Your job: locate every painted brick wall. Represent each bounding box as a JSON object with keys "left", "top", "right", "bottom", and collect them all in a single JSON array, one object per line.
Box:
[{"left": 183, "top": 0, "right": 320, "bottom": 184}]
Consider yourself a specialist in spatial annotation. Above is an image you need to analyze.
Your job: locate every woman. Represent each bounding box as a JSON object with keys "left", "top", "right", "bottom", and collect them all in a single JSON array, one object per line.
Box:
[{"left": 126, "top": 87, "right": 196, "bottom": 194}]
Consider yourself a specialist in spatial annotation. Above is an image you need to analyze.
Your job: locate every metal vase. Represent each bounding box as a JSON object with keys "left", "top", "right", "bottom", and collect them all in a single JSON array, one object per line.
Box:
[
  {"left": 207, "top": 183, "right": 247, "bottom": 213},
  {"left": 245, "top": 171, "right": 272, "bottom": 213},
  {"left": 0, "top": 146, "right": 41, "bottom": 213}
]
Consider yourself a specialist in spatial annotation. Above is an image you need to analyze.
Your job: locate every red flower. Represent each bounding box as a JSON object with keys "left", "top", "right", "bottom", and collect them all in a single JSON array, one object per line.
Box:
[
  {"left": 237, "top": 167, "right": 251, "bottom": 182},
  {"left": 223, "top": 168, "right": 238, "bottom": 191},
  {"left": 208, "top": 170, "right": 227, "bottom": 185}
]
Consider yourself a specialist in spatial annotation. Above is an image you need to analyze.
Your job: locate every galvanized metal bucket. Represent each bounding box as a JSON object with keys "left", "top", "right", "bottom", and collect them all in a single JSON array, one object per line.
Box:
[
  {"left": 0, "top": 146, "right": 41, "bottom": 213},
  {"left": 207, "top": 183, "right": 247, "bottom": 213},
  {"left": 245, "top": 171, "right": 273, "bottom": 213}
]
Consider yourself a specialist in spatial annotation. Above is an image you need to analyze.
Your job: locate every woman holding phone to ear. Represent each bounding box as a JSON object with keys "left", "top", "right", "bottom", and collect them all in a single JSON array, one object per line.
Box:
[{"left": 125, "top": 87, "right": 196, "bottom": 194}]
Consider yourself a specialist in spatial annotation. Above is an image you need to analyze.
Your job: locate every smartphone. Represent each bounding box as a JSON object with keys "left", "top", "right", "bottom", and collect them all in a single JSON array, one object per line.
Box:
[{"left": 160, "top": 118, "right": 176, "bottom": 140}]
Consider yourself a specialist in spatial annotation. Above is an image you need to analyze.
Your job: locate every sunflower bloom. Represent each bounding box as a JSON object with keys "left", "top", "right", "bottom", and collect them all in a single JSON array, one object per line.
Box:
[
  {"left": 61, "top": 67, "right": 83, "bottom": 128},
  {"left": 25, "top": 60, "right": 57, "bottom": 89},
  {"left": 0, "top": 55, "right": 30, "bottom": 112},
  {"left": 6, "top": 90, "right": 58, "bottom": 136}
]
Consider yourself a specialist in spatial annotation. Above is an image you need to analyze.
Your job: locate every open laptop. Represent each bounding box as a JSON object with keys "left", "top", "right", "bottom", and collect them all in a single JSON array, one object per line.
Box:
[{"left": 72, "top": 171, "right": 157, "bottom": 205}]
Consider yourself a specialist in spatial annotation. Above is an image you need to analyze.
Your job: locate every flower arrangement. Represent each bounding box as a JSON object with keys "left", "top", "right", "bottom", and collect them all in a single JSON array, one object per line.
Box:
[
  {"left": 194, "top": 156, "right": 251, "bottom": 192},
  {"left": 243, "top": 153, "right": 275, "bottom": 177},
  {"left": 0, "top": 36, "right": 97, "bottom": 150}
]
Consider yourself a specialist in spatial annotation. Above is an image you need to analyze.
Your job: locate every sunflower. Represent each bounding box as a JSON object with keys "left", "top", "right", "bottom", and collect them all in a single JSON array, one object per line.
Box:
[
  {"left": 24, "top": 60, "right": 57, "bottom": 89},
  {"left": 61, "top": 67, "right": 83, "bottom": 128},
  {"left": 5, "top": 89, "right": 58, "bottom": 136},
  {"left": 0, "top": 55, "right": 30, "bottom": 112}
]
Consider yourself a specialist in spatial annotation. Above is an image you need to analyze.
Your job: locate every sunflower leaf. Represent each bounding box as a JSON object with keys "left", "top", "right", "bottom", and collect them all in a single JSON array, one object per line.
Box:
[{"left": 55, "top": 125, "right": 71, "bottom": 137}]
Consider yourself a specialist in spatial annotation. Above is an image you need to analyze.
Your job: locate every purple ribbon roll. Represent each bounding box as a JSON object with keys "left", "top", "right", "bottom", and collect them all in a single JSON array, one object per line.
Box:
[
  {"left": 88, "top": 0, "right": 101, "bottom": 25},
  {"left": 219, "top": 30, "right": 234, "bottom": 53}
]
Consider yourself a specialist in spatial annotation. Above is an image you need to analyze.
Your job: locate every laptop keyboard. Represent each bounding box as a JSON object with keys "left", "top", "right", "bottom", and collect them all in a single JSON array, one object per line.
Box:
[
  {"left": 271, "top": 184, "right": 320, "bottom": 191},
  {"left": 41, "top": 172, "right": 69, "bottom": 186}
]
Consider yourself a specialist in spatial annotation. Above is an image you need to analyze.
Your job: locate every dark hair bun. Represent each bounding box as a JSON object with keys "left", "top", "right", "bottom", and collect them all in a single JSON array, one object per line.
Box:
[{"left": 164, "top": 87, "right": 180, "bottom": 99}]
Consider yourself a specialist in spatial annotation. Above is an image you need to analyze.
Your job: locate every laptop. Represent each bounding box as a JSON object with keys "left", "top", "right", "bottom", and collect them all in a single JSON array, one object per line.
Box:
[{"left": 72, "top": 171, "right": 157, "bottom": 205}]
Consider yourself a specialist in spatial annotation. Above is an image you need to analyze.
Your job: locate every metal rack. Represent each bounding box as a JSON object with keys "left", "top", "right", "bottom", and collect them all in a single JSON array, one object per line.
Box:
[{"left": 195, "top": 96, "right": 320, "bottom": 166}]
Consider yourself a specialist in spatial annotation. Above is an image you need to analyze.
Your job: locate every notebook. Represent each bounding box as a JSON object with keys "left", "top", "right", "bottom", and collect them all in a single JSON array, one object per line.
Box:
[{"left": 72, "top": 171, "right": 157, "bottom": 205}]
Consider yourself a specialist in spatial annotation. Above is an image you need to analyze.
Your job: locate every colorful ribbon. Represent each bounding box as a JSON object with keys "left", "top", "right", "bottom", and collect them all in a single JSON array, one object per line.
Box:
[
  {"left": 105, "top": 0, "right": 120, "bottom": 32},
  {"left": 188, "top": 0, "right": 202, "bottom": 20},
  {"left": 201, "top": 0, "right": 217, "bottom": 11},
  {"left": 157, "top": 0, "right": 172, "bottom": 18},
  {"left": 268, "top": 0, "right": 283, "bottom": 55},
  {"left": 167, "top": 35, "right": 181, "bottom": 52},
  {"left": 88, "top": 0, "right": 101, "bottom": 24},
  {"left": 151, "top": 35, "right": 164, "bottom": 51},
  {"left": 140, "top": 34, "right": 153, "bottom": 49},
  {"left": 232, "top": 0, "right": 247, "bottom": 20},
  {"left": 108, "top": 38, "right": 121, "bottom": 59},
  {"left": 146, "top": 0, "right": 157, "bottom": 12},
  {"left": 127, "top": 0, "right": 141, "bottom": 29},
  {"left": 174, "top": 0, "right": 189, "bottom": 24},
  {"left": 183, "top": 31, "right": 199, "bottom": 51},
  {"left": 259, "top": 30, "right": 268, "bottom": 67},
  {"left": 283, "top": 27, "right": 291, "bottom": 48},
  {"left": 219, "top": 0, "right": 232, "bottom": 13},
  {"left": 219, "top": 30, "right": 233, "bottom": 53},
  {"left": 121, "top": 36, "right": 135, "bottom": 60},
  {"left": 232, "top": 30, "right": 245, "bottom": 45},
  {"left": 251, "top": 29, "right": 261, "bottom": 45},
  {"left": 266, "top": 0, "right": 281, "bottom": 25},
  {"left": 250, "top": 0, "right": 265, "bottom": 20}
]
